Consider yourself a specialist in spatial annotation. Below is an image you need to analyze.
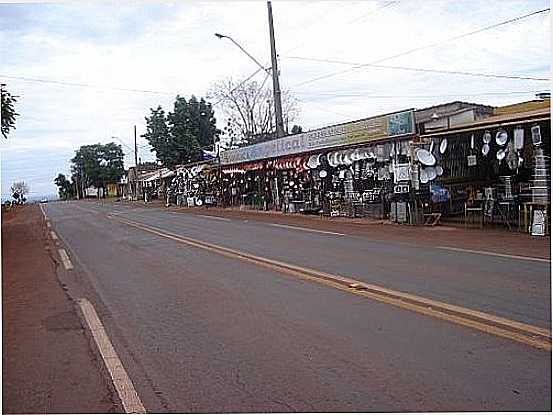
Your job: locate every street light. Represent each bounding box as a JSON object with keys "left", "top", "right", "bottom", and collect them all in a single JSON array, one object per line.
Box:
[{"left": 214, "top": 33, "right": 270, "bottom": 74}]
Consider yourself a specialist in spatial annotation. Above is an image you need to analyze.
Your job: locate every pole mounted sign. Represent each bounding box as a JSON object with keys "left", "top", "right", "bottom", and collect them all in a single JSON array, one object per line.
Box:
[{"left": 220, "top": 109, "right": 415, "bottom": 165}]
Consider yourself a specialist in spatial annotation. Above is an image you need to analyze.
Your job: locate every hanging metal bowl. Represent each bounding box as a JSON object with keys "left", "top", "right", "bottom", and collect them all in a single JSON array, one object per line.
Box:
[
  {"left": 482, "top": 143, "right": 490, "bottom": 156},
  {"left": 319, "top": 169, "right": 328, "bottom": 178},
  {"left": 416, "top": 148, "right": 436, "bottom": 166},
  {"left": 420, "top": 168, "right": 429, "bottom": 184},
  {"left": 496, "top": 129, "right": 508, "bottom": 146},
  {"left": 496, "top": 148, "right": 506, "bottom": 161},
  {"left": 483, "top": 131, "right": 492, "bottom": 144},
  {"left": 426, "top": 166, "right": 437, "bottom": 181},
  {"left": 436, "top": 166, "right": 444, "bottom": 176}
]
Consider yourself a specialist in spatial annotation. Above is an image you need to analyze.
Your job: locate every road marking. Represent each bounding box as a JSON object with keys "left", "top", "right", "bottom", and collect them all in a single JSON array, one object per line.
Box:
[
  {"left": 197, "top": 214, "right": 231, "bottom": 222},
  {"left": 270, "top": 223, "right": 345, "bottom": 236},
  {"left": 77, "top": 298, "right": 146, "bottom": 414},
  {"left": 58, "top": 248, "right": 74, "bottom": 270},
  {"left": 437, "top": 246, "right": 550, "bottom": 263},
  {"left": 113, "top": 216, "right": 551, "bottom": 351},
  {"left": 39, "top": 203, "right": 47, "bottom": 219},
  {"left": 50, "top": 231, "right": 58, "bottom": 240}
]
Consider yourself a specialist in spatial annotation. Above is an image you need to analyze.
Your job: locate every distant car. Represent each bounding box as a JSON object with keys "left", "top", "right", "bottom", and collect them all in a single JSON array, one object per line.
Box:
[{"left": 40, "top": 198, "right": 48, "bottom": 203}]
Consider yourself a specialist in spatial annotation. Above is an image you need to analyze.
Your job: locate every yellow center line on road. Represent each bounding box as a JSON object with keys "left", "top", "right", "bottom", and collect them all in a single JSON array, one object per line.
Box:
[
  {"left": 196, "top": 214, "right": 231, "bottom": 222},
  {"left": 111, "top": 215, "right": 551, "bottom": 351},
  {"left": 270, "top": 223, "right": 345, "bottom": 236},
  {"left": 437, "top": 246, "right": 550, "bottom": 263}
]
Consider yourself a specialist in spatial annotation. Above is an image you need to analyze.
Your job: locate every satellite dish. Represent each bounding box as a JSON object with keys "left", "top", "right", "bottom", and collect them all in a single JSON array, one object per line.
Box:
[{"left": 416, "top": 149, "right": 436, "bottom": 166}]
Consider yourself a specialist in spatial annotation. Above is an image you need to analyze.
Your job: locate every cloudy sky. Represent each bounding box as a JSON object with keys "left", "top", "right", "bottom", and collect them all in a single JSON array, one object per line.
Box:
[{"left": 0, "top": 0, "right": 550, "bottom": 199}]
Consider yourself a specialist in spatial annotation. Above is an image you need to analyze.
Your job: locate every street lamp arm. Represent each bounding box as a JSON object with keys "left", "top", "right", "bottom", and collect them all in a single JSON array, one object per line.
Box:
[{"left": 215, "top": 33, "right": 270, "bottom": 74}]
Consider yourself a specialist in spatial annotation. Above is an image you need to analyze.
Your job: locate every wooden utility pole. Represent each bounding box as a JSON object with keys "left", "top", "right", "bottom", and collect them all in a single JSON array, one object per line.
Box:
[
  {"left": 267, "top": 1, "right": 285, "bottom": 138},
  {"left": 134, "top": 125, "right": 138, "bottom": 167}
]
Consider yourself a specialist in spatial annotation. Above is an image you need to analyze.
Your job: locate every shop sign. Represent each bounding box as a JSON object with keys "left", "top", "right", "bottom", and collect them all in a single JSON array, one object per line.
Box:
[{"left": 220, "top": 109, "right": 414, "bottom": 165}]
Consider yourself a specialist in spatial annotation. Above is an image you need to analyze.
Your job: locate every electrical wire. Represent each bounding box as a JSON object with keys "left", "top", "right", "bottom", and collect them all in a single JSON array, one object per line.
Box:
[
  {"left": 291, "top": 7, "right": 550, "bottom": 87},
  {"left": 0, "top": 74, "right": 175, "bottom": 96},
  {"left": 281, "top": 1, "right": 398, "bottom": 55},
  {"left": 295, "top": 90, "right": 549, "bottom": 99},
  {"left": 284, "top": 56, "right": 550, "bottom": 82}
]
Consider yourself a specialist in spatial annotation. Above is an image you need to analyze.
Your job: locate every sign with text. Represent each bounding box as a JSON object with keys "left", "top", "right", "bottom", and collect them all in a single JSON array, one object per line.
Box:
[{"left": 220, "top": 109, "right": 415, "bottom": 165}]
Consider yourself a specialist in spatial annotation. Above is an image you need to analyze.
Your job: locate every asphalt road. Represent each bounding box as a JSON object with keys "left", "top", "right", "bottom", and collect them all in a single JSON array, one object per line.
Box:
[{"left": 45, "top": 200, "right": 551, "bottom": 412}]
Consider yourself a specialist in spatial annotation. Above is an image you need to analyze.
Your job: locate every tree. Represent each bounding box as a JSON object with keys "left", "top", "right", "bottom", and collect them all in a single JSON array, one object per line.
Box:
[
  {"left": 11, "top": 181, "right": 29, "bottom": 204},
  {"left": 70, "top": 143, "right": 124, "bottom": 195},
  {"left": 208, "top": 76, "right": 300, "bottom": 148},
  {"left": 1, "top": 86, "right": 19, "bottom": 139},
  {"left": 54, "top": 173, "right": 75, "bottom": 200},
  {"left": 143, "top": 95, "right": 220, "bottom": 169}
]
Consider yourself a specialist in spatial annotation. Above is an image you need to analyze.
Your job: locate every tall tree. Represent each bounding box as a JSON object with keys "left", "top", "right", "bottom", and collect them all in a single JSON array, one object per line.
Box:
[
  {"left": 143, "top": 96, "right": 220, "bottom": 168},
  {"left": 1, "top": 86, "right": 19, "bottom": 139},
  {"left": 11, "top": 181, "right": 29, "bottom": 204},
  {"left": 54, "top": 173, "right": 75, "bottom": 200},
  {"left": 142, "top": 106, "right": 171, "bottom": 165},
  {"left": 70, "top": 143, "right": 124, "bottom": 192},
  {"left": 209, "top": 76, "right": 300, "bottom": 147}
]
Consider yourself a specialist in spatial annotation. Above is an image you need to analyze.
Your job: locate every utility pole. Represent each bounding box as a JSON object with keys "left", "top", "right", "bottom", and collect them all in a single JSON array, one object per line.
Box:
[
  {"left": 134, "top": 125, "right": 138, "bottom": 166},
  {"left": 267, "top": 1, "right": 285, "bottom": 138}
]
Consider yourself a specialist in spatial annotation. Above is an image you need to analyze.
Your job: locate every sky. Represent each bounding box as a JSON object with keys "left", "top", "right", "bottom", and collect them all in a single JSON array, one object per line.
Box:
[{"left": 0, "top": 0, "right": 550, "bottom": 199}]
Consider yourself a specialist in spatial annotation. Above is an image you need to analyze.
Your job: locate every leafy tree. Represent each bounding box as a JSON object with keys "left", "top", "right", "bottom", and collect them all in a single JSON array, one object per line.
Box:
[
  {"left": 11, "top": 181, "right": 29, "bottom": 204},
  {"left": 1, "top": 87, "right": 19, "bottom": 139},
  {"left": 143, "top": 96, "right": 220, "bottom": 169},
  {"left": 70, "top": 143, "right": 124, "bottom": 193},
  {"left": 54, "top": 173, "right": 75, "bottom": 200}
]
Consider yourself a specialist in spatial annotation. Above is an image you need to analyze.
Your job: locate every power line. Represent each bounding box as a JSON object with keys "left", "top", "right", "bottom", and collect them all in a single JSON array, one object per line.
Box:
[
  {"left": 281, "top": 1, "right": 398, "bottom": 55},
  {"left": 0, "top": 74, "right": 175, "bottom": 96},
  {"left": 284, "top": 56, "right": 550, "bottom": 82},
  {"left": 295, "top": 90, "right": 548, "bottom": 99},
  {"left": 292, "top": 7, "right": 550, "bottom": 87}
]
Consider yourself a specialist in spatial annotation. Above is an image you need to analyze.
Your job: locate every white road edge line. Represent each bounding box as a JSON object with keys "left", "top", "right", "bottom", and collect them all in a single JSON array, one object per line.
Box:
[
  {"left": 77, "top": 298, "right": 146, "bottom": 414},
  {"left": 58, "top": 248, "right": 74, "bottom": 270},
  {"left": 39, "top": 203, "right": 47, "bottom": 219},
  {"left": 197, "top": 214, "right": 231, "bottom": 222},
  {"left": 437, "top": 246, "right": 551, "bottom": 263},
  {"left": 50, "top": 231, "right": 58, "bottom": 240},
  {"left": 270, "top": 223, "right": 345, "bottom": 236}
]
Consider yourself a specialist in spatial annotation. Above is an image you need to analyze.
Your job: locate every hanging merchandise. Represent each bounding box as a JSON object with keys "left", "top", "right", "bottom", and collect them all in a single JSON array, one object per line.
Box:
[
  {"left": 496, "top": 129, "right": 508, "bottom": 146},
  {"left": 439, "top": 138, "right": 448, "bottom": 154},
  {"left": 416, "top": 148, "right": 436, "bottom": 166},
  {"left": 531, "top": 125, "right": 542, "bottom": 146},
  {"left": 482, "top": 143, "right": 490, "bottom": 156},
  {"left": 483, "top": 130, "right": 492, "bottom": 144},
  {"left": 467, "top": 155, "right": 477, "bottom": 166},
  {"left": 514, "top": 126, "right": 525, "bottom": 150}
]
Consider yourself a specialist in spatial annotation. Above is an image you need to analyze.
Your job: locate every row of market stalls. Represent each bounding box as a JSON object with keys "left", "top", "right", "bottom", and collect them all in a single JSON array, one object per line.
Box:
[{"left": 130, "top": 99, "right": 551, "bottom": 234}]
